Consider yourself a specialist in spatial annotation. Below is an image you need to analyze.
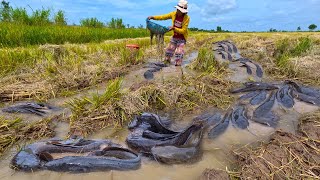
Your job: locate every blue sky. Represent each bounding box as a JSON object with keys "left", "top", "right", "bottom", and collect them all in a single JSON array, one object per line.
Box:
[{"left": 8, "top": 0, "right": 320, "bottom": 31}]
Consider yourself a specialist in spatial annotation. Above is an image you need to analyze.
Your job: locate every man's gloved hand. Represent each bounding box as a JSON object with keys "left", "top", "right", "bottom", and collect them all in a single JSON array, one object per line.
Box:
[{"left": 147, "top": 16, "right": 154, "bottom": 20}]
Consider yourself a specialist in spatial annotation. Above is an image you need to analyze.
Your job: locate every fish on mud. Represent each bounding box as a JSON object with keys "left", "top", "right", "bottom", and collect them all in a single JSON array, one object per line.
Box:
[
  {"left": 239, "top": 91, "right": 260, "bottom": 101},
  {"left": 208, "top": 112, "right": 231, "bottom": 139},
  {"left": 240, "top": 62, "right": 253, "bottom": 75},
  {"left": 250, "top": 90, "right": 268, "bottom": 105},
  {"left": 150, "top": 120, "right": 204, "bottom": 164},
  {"left": 215, "top": 50, "right": 232, "bottom": 61},
  {"left": 126, "top": 113, "right": 205, "bottom": 164},
  {"left": 285, "top": 80, "right": 320, "bottom": 99},
  {"left": 126, "top": 122, "right": 203, "bottom": 152},
  {"left": 192, "top": 112, "right": 222, "bottom": 128},
  {"left": 150, "top": 125, "right": 203, "bottom": 164},
  {"left": 276, "top": 85, "right": 295, "bottom": 108},
  {"left": 214, "top": 40, "right": 239, "bottom": 54},
  {"left": 44, "top": 147, "right": 141, "bottom": 172},
  {"left": 231, "top": 82, "right": 279, "bottom": 93},
  {"left": 252, "top": 91, "right": 280, "bottom": 127},
  {"left": 2, "top": 102, "right": 58, "bottom": 116},
  {"left": 292, "top": 90, "right": 320, "bottom": 106},
  {"left": 128, "top": 113, "right": 176, "bottom": 134},
  {"left": 231, "top": 106, "right": 249, "bottom": 129},
  {"left": 144, "top": 70, "right": 154, "bottom": 80},
  {"left": 252, "top": 111, "right": 279, "bottom": 127},
  {"left": 253, "top": 91, "right": 276, "bottom": 118},
  {"left": 143, "top": 62, "right": 168, "bottom": 80},
  {"left": 10, "top": 138, "right": 140, "bottom": 173},
  {"left": 238, "top": 58, "right": 263, "bottom": 78},
  {"left": 226, "top": 41, "right": 239, "bottom": 54}
]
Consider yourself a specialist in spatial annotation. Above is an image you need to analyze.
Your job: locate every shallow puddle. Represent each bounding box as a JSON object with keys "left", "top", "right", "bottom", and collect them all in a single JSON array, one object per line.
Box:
[{"left": 1, "top": 100, "right": 316, "bottom": 180}]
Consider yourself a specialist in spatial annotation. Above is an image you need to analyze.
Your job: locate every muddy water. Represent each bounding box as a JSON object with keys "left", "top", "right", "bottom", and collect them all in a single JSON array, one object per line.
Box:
[
  {"left": 122, "top": 51, "right": 199, "bottom": 89},
  {"left": 1, "top": 100, "right": 317, "bottom": 180},
  {"left": 0, "top": 51, "right": 319, "bottom": 180}
]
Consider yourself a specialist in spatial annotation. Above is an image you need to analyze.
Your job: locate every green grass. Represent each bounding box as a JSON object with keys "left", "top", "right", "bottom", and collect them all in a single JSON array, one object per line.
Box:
[
  {"left": 0, "top": 22, "right": 149, "bottom": 48},
  {"left": 86, "top": 78, "right": 123, "bottom": 109},
  {"left": 0, "top": 37, "right": 151, "bottom": 77},
  {"left": 275, "top": 37, "right": 312, "bottom": 69},
  {"left": 188, "top": 47, "right": 217, "bottom": 72},
  {"left": 67, "top": 73, "right": 235, "bottom": 136}
]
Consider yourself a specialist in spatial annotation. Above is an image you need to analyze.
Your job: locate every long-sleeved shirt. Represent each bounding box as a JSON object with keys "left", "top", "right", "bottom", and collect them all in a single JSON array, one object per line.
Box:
[{"left": 153, "top": 11, "right": 190, "bottom": 40}]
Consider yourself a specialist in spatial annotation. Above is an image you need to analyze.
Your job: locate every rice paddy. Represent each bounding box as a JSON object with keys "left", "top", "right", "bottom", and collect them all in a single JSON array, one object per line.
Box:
[
  {"left": 0, "top": 25, "right": 320, "bottom": 179},
  {"left": 0, "top": 22, "right": 150, "bottom": 48}
]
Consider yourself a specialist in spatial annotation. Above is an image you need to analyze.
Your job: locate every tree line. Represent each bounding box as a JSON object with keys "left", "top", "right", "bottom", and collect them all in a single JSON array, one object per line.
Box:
[
  {"left": 270, "top": 24, "right": 317, "bottom": 32},
  {"left": 189, "top": 26, "right": 230, "bottom": 33},
  {"left": 1, "top": 1, "right": 318, "bottom": 32},
  {"left": 0, "top": 0, "right": 145, "bottom": 28}
]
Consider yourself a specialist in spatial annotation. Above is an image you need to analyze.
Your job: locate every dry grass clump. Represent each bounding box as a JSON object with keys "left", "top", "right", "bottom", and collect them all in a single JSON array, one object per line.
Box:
[
  {"left": 298, "top": 110, "right": 320, "bottom": 144},
  {"left": 0, "top": 117, "right": 54, "bottom": 156},
  {"left": 234, "top": 110, "right": 320, "bottom": 180},
  {"left": 0, "top": 34, "right": 217, "bottom": 103},
  {"left": 0, "top": 38, "right": 150, "bottom": 102},
  {"left": 67, "top": 72, "right": 235, "bottom": 136}
]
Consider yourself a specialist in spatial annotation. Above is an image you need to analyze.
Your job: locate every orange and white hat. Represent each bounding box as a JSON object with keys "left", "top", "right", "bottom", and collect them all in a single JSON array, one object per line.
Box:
[{"left": 174, "top": 0, "right": 188, "bottom": 13}]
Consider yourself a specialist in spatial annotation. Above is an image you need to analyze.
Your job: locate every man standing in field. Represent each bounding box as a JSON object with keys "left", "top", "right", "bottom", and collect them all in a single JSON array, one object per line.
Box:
[{"left": 148, "top": 0, "right": 190, "bottom": 66}]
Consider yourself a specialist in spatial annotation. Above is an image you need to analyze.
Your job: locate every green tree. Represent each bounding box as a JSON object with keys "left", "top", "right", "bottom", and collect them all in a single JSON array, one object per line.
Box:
[
  {"left": 0, "top": 0, "right": 11, "bottom": 22},
  {"left": 80, "top": 17, "right": 104, "bottom": 28},
  {"left": 11, "top": 7, "right": 29, "bottom": 24},
  {"left": 308, "top": 24, "right": 317, "bottom": 31},
  {"left": 30, "top": 8, "right": 51, "bottom": 25},
  {"left": 54, "top": 10, "right": 67, "bottom": 25},
  {"left": 297, "top": 26, "right": 301, "bottom": 31},
  {"left": 107, "top": 18, "right": 125, "bottom": 28},
  {"left": 269, "top": 28, "right": 277, "bottom": 32},
  {"left": 216, "top": 26, "right": 222, "bottom": 32}
]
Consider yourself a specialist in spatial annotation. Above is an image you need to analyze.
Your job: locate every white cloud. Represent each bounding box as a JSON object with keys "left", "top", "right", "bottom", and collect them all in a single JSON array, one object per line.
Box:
[
  {"left": 201, "top": 0, "right": 237, "bottom": 16},
  {"left": 189, "top": 3, "right": 201, "bottom": 13},
  {"left": 189, "top": 0, "right": 237, "bottom": 23}
]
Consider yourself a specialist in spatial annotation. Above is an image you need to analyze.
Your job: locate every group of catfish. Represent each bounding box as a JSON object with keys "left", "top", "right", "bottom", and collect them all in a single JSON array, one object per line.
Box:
[{"left": 6, "top": 40, "right": 320, "bottom": 173}]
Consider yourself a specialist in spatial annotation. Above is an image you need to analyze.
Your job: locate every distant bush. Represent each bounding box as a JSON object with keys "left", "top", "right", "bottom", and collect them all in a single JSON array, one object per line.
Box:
[
  {"left": 0, "top": 0, "right": 11, "bottom": 22},
  {"left": 308, "top": 24, "right": 317, "bottom": 31},
  {"left": 11, "top": 7, "right": 29, "bottom": 24},
  {"left": 1, "top": 1, "right": 53, "bottom": 26},
  {"left": 80, "top": 17, "right": 104, "bottom": 28},
  {"left": 54, "top": 10, "right": 67, "bottom": 26},
  {"left": 107, "top": 18, "right": 125, "bottom": 29},
  {"left": 29, "top": 8, "right": 51, "bottom": 26}
]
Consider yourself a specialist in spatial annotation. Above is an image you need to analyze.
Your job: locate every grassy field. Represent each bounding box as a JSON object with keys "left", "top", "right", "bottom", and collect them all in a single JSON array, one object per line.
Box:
[
  {"left": 0, "top": 23, "right": 150, "bottom": 48},
  {"left": 1, "top": 30, "right": 320, "bottom": 163}
]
